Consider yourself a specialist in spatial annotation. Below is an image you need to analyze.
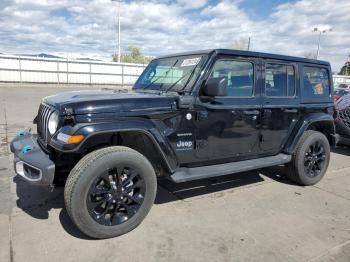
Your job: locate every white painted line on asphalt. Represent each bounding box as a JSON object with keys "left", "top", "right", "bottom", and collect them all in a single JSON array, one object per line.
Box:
[{"left": 307, "top": 238, "right": 350, "bottom": 262}]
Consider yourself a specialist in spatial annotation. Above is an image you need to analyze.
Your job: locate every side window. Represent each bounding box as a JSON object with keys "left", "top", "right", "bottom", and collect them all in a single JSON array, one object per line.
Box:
[
  {"left": 209, "top": 60, "right": 254, "bottom": 97},
  {"left": 265, "top": 63, "right": 296, "bottom": 97},
  {"left": 303, "top": 66, "right": 330, "bottom": 98}
]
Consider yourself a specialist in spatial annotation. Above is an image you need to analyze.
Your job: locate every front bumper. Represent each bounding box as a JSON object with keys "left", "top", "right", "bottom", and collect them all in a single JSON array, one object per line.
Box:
[
  {"left": 10, "top": 132, "right": 55, "bottom": 186},
  {"left": 335, "top": 134, "right": 350, "bottom": 146},
  {"left": 335, "top": 117, "right": 350, "bottom": 146}
]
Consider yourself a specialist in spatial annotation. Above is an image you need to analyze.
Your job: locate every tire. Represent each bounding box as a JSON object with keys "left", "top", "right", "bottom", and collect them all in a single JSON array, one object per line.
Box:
[
  {"left": 64, "top": 146, "right": 157, "bottom": 239},
  {"left": 285, "top": 130, "right": 330, "bottom": 186}
]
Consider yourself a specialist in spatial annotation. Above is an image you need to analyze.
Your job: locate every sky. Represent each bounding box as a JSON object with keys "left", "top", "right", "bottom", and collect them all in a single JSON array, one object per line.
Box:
[{"left": 0, "top": 0, "right": 349, "bottom": 71}]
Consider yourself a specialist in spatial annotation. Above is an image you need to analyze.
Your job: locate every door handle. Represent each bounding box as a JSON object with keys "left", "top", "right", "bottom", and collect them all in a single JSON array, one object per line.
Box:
[
  {"left": 283, "top": 109, "right": 298, "bottom": 113},
  {"left": 243, "top": 110, "right": 260, "bottom": 115}
]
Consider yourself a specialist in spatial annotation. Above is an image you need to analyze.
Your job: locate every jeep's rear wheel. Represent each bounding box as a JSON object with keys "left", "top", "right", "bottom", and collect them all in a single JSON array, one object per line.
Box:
[
  {"left": 285, "top": 131, "right": 330, "bottom": 186},
  {"left": 64, "top": 146, "right": 157, "bottom": 239}
]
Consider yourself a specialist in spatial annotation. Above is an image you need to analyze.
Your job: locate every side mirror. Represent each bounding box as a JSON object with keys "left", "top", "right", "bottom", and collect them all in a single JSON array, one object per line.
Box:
[{"left": 203, "top": 77, "right": 228, "bottom": 97}]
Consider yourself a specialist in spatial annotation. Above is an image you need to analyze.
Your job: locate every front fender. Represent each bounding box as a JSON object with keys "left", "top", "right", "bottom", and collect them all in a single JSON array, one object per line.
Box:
[
  {"left": 283, "top": 112, "right": 335, "bottom": 154},
  {"left": 50, "top": 118, "right": 178, "bottom": 172}
]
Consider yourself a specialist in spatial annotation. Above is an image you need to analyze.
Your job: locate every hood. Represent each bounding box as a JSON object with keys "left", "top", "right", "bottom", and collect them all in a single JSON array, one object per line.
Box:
[{"left": 43, "top": 90, "right": 176, "bottom": 115}]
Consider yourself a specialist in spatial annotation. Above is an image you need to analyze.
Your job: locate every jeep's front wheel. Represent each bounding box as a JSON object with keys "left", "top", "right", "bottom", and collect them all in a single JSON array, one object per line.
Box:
[
  {"left": 64, "top": 146, "right": 157, "bottom": 239},
  {"left": 285, "top": 130, "right": 330, "bottom": 186}
]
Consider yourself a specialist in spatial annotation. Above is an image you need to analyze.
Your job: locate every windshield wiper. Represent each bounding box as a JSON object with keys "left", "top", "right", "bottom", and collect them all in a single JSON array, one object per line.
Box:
[
  {"left": 142, "top": 59, "right": 179, "bottom": 90},
  {"left": 163, "top": 61, "right": 200, "bottom": 93}
]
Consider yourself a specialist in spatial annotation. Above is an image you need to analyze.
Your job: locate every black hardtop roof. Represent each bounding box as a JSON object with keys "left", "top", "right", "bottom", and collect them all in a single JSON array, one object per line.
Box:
[{"left": 156, "top": 49, "right": 330, "bottom": 66}]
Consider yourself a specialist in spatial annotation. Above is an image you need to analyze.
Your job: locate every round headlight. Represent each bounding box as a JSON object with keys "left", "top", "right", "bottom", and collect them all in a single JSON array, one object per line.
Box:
[{"left": 48, "top": 111, "right": 59, "bottom": 135}]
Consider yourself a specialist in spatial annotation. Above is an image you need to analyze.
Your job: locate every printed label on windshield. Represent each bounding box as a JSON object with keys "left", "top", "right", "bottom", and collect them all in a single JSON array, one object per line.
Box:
[{"left": 181, "top": 57, "right": 201, "bottom": 67}]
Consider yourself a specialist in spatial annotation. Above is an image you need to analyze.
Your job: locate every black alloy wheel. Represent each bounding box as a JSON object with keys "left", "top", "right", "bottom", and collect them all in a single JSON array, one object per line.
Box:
[
  {"left": 87, "top": 166, "right": 146, "bottom": 226},
  {"left": 285, "top": 130, "right": 330, "bottom": 186},
  {"left": 303, "top": 141, "right": 326, "bottom": 178}
]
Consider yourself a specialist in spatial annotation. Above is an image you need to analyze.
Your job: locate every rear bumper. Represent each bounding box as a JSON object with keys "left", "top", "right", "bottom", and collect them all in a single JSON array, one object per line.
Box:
[{"left": 10, "top": 132, "right": 55, "bottom": 186}]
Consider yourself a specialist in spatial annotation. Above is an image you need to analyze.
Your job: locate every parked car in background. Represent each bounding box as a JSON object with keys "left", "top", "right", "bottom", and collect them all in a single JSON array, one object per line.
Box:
[
  {"left": 334, "top": 87, "right": 350, "bottom": 101},
  {"left": 337, "top": 84, "right": 350, "bottom": 88},
  {"left": 335, "top": 94, "right": 350, "bottom": 145}
]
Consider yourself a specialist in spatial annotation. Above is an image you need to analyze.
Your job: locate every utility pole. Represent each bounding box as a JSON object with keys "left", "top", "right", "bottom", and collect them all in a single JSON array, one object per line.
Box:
[
  {"left": 316, "top": 30, "right": 321, "bottom": 59},
  {"left": 247, "top": 37, "right": 251, "bottom": 51},
  {"left": 112, "top": 0, "right": 122, "bottom": 63},
  {"left": 313, "top": 27, "right": 332, "bottom": 59}
]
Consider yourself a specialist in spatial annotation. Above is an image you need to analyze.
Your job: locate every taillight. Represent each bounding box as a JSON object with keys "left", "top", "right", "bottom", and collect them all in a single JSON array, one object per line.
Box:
[{"left": 334, "top": 95, "right": 341, "bottom": 101}]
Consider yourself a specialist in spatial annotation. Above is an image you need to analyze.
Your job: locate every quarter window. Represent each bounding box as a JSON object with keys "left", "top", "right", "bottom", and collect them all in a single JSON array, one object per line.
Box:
[
  {"left": 209, "top": 60, "right": 254, "bottom": 97},
  {"left": 265, "top": 63, "right": 296, "bottom": 97},
  {"left": 303, "top": 67, "right": 330, "bottom": 98}
]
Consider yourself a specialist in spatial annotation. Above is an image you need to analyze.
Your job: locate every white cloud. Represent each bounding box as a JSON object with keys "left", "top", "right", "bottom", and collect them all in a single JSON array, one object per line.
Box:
[
  {"left": 268, "top": 0, "right": 350, "bottom": 70},
  {"left": 177, "top": 0, "right": 208, "bottom": 9},
  {"left": 0, "top": 0, "right": 349, "bottom": 71}
]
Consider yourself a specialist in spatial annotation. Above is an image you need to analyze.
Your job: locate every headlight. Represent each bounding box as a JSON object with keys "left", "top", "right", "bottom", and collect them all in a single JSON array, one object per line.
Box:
[{"left": 48, "top": 111, "right": 59, "bottom": 135}]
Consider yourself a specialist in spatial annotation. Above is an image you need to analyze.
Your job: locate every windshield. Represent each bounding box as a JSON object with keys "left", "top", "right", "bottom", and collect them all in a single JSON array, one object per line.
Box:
[{"left": 133, "top": 54, "right": 207, "bottom": 93}]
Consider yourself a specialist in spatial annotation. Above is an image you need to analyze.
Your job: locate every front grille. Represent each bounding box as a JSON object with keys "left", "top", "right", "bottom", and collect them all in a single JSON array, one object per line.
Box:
[
  {"left": 338, "top": 108, "right": 350, "bottom": 129},
  {"left": 37, "top": 103, "right": 54, "bottom": 144}
]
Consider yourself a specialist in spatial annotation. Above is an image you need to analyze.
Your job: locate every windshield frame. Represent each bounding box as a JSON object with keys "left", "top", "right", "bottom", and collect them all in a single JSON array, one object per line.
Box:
[{"left": 133, "top": 54, "right": 209, "bottom": 94}]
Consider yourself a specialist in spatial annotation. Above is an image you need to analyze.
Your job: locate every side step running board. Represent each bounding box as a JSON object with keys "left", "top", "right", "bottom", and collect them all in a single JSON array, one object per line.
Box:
[{"left": 170, "top": 154, "right": 292, "bottom": 183}]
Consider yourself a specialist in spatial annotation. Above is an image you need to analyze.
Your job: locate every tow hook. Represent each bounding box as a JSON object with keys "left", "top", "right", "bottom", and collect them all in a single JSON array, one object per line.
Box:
[
  {"left": 22, "top": 145, "right": 32, "bottom": 154},
  {"left": 16, "top": 131, "right": 25, "bottom": 137}
]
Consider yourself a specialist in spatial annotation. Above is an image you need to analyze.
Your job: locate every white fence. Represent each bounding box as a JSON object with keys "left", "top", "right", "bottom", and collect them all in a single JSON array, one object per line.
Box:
[
  {"left": 2, "top": 54, "right": 348, "bottom": 89},
  {"left": 0, "top": 54, "right": 147, "bottom": 86}
]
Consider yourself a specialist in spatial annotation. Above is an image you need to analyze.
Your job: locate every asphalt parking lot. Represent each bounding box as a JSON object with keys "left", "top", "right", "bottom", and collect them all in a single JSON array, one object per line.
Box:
[{"left": 1, "top": 84, "right": 350, "bottom": 262}]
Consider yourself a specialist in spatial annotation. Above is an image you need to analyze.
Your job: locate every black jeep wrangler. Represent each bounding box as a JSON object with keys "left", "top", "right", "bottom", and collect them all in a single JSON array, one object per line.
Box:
[{"left": 11, "top": 49, "right": 335, "bottom": 239}]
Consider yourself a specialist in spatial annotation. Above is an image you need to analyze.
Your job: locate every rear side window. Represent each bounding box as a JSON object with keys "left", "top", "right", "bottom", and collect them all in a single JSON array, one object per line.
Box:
[
  {"left": 265, "top": 63, "right": 296, "bottom": 97},
  {"left": 303, "top": 66, "right": 330, "bottom": 99},
  {"left": 209, "top": 60, "right": 254, "bottom": 97}
]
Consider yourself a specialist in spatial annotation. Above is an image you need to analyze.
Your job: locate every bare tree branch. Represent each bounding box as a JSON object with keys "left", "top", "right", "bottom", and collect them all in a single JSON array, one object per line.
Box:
[
  {"left": 302, "top": 51, "right": 318, "bottom": 59},
  {"left": 232, "top": 38, "right": 250, "bottom": 50}
]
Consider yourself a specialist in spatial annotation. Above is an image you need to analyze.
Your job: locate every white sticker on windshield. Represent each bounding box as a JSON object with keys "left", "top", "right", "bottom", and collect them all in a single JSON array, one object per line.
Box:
[{"left": 181, "top": 57, "right": 201, "bottom": 67}]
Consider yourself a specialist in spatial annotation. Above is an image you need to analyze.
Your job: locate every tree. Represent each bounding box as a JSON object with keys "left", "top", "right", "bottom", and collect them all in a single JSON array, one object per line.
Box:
[
  {"left": 112, "top": 46, "right": 151, "bottom": 64},
  {"left": 302, "top": 51, "right": 318, "bottom": 59},
  {"left": 232, "top": 38, "right": 250, "bottom": 50},
  {"left": 339, "top": 55, "right": 350, "bottom": 76}
]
